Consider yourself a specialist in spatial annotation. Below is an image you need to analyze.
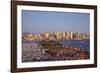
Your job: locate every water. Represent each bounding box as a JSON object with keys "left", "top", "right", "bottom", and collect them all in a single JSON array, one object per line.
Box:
[
  {"left": 22, "top": 39, "right": 90, "bottom": 51},
  {"left": 60, "top": 40, "right": 90, "bottom": 51}
]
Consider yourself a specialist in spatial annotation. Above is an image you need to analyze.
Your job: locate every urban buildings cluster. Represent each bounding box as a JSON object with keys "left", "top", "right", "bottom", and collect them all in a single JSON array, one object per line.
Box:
[{"left": 22, "top": 32, "right": 90, "bottom": 41}]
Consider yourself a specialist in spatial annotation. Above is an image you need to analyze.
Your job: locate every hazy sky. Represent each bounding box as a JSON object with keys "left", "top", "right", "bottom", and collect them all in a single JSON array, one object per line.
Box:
[{"left": 22, "top": 10, "right": 90, "bottom": 33}]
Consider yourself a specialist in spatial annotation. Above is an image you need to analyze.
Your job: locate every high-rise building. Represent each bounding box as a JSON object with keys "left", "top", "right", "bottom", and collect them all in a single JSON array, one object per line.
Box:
[
  {"left": 65, "top": 32, "right": 73, "bottom": 39},
  {"left": 65, "top": 32, "right": 69, "bottom": 39},
  {"left": 82, "top": 33, "right": 90, "bottom": 39},
  {"left": 45, "top": 32, "right": 49, "bottom": 39},
  {"left": 62, "top": 32, "right": 66, "bottom": 39},
  {"left": 75, "top": 32, "right": 81, "bottom": 39},
  {"left": 69, "top": 32, "right": 73, "bottom": 39},
  {"left": 56, "top": 32, "right": 62, "bottom": 39}
]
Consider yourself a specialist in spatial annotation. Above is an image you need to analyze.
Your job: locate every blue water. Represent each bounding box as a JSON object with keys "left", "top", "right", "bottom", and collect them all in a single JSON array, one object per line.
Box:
[
  {"left": 23, "top": 39, "right": 90, "bottom": 51},
  {"left": 60, "top": 40, "right": 90, "bottom": 51}
]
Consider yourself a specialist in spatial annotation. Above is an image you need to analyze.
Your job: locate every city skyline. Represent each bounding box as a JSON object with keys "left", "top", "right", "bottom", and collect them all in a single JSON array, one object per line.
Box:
[
  {"left": 22, "top": 10, "right": 90, "bottom": 33},
  {"left": 22, "top": 31, "right": 90, "bottom": 42}
]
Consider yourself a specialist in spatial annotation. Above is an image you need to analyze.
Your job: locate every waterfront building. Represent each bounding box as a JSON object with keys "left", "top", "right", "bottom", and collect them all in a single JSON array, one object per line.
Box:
[
  {"left": 65, "top": 32, "right": 73, "bottom": 39},
  {"left": 56, "top": 32, "right": 62, "bottom": 40},
  {"left": 45, "top": 32, "right": 49, "bottom": 39},
  {"left": 75, "top": 32, "right": 81, "bottom": 40},
  {"left": 26, "top": 33, "right": 34, "bottom": 41},
  {"left": 82, "top": 33, "right": 90, "bottom": 39},
  {"left": 69, "top": 32, "right": 73, "bottom": 39},
  {"left": 62, "top": 32, "right": 66, "bottom": 39}
]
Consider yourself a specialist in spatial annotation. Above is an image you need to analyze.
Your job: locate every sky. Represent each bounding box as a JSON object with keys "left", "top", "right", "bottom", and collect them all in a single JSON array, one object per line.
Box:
[{"left": 22, "top": 10, "right": 90, "bottom": 33}]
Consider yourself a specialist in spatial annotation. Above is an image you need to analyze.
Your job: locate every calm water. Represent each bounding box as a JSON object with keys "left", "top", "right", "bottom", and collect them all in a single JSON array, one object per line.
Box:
[
  {"left": 60, "top": 40, "right": 90, "bottom": 51},
  {"left": 22, "top": 39, "right": 90, "bottom": 51}
]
